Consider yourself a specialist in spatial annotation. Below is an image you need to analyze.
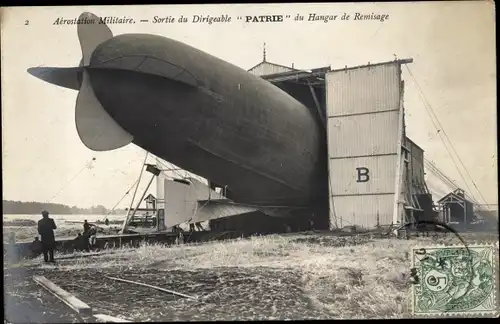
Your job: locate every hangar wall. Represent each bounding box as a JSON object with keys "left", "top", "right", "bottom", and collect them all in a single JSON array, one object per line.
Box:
[
  {"left": 404, "top": 137, "right": 426, "bottom": 195},
  {"left": 164, "top": 179, "right": 197, "bottom": 228},
  {"left": 326, "top": 62, "right": 405, "bottom": 230}
]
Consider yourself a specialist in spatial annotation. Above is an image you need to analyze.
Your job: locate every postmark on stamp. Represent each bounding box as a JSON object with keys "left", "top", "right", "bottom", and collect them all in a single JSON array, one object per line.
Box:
[{"left": 410, "top": 243, "right": 499, "bottom": 317}]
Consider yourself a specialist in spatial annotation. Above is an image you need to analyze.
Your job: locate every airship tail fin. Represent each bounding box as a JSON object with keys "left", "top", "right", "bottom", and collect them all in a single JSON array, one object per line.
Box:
[
  {"left": 27, "top": 66, "right": 83, "bottom": 90},
  {"left": 78, "top": 12, "right": 114, "bottom": 66},
  {"left": 75, "top": 69, "right": 133, "bottom": 151},
  {"left": 163, "top": 178, "right": 259, "bottom": 227},
  {"left": 191, "top": 200, "right": 258, "bottom": 223}
]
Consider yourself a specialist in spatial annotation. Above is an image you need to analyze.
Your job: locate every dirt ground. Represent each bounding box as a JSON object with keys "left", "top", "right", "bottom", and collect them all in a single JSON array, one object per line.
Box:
[
  {"left": 4, "top": 255, "right": 330, "bottom": 322},
  {"left": 8, "top": 266, "right": 329, "bottom": 322},
  {"left": 4, "top": 266, "right": 94, "bottom": 323},
  {"left": 3, "top": 231, "right": 499, "bottom": 322}
]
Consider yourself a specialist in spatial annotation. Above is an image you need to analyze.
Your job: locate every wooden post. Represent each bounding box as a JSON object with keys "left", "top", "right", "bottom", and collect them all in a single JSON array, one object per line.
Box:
[
  {"left": 33, "top": 276, "right": 92, "bottom": 315},
  {"left": 308, "top": 81, "right": 326, "bottom": 128},
  {"left": 121, "top": 154, "right": 149, "bottom": 233},
  {"left": 393, "top": 67, "right": 407, "bottom": 231},
  {"left": 123, "top": 174, "right": 156, "bottom": 233},
  {"left": 462, "top": 201, "right": 466, "bottom": 226}
]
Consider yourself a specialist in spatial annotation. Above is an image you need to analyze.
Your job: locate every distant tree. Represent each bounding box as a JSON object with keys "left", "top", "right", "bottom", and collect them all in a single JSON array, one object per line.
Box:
[{"left": 2, "top": 200, "right": 113, "bottom": 215}]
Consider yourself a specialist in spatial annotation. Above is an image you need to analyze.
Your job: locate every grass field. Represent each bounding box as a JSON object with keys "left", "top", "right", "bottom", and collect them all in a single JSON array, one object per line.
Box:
[{"left": 4, "top": 231, "right": 499, "bottom": 322}]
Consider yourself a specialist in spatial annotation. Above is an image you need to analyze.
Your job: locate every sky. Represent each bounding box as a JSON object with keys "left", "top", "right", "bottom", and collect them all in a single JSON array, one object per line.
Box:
[{"left": 1, "top": 2, "right": 497, "bottom": 209}]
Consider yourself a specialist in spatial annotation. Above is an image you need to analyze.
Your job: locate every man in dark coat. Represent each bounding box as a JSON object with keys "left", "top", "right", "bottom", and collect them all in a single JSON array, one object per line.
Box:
[
  {"left": 37, "top": 210, "right": 57, "bottom": 263},
  {"left": 83, "top": 220, "right": 91, "bottom": 234}
]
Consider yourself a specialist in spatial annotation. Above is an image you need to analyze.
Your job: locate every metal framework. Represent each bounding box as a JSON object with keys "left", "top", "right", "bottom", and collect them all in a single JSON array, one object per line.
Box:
[{"left": 121, "top": 164, "right": 162, "bottom": 233}]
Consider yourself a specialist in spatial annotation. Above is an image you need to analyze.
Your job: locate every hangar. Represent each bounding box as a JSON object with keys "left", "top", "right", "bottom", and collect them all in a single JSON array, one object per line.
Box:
[{"left": 247, "top": 54, "right": 434, "bottom": 231}]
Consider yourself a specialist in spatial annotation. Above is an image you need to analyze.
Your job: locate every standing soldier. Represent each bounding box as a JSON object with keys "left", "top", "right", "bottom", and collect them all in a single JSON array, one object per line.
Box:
[
  {"left": 83, "top": 220, "right": 91, "bottom": 234},
  {"left": 82, "top": 220, "right": 92, "bottom": 251},
  {"left": 37, "top": 210, "right": 57, "bottom": 263}
]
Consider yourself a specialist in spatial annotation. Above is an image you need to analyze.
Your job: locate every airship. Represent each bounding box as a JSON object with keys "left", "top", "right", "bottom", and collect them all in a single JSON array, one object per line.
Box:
[{"left": 27, "top": 12, "right": 329, "bottom": 226}]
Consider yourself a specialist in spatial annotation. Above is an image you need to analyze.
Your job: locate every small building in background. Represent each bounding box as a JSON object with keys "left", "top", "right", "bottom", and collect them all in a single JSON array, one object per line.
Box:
[
  {"left": 438, "top": 188, "right": 474, "bottom": 225},
  {"left": 144, "top": 193, "right": 157, "bottom": 212}
]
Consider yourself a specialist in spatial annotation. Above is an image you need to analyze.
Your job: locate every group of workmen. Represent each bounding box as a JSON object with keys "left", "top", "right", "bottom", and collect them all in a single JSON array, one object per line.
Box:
[
  {"left": 33, "top": 210, "right": 99, "bottom": 263},
  {"left": 73, "top": 220, "right": 98, "bottom": 252},
  {"left": 33, "top": 211, "right": 207, "bottom": 262},
  {"left": 172, "top": 222, "right": 204, "bottom": 233}
]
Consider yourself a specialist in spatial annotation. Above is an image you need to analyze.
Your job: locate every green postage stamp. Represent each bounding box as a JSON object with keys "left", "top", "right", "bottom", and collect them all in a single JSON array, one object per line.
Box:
[{"left": 411, "top": 243, "right": 499, "bottom": 317}]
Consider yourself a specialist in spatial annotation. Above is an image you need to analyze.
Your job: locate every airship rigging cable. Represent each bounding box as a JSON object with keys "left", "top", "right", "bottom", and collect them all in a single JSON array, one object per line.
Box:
[
  {"left": 423, "top": 158, "right": 486, "bottom": 213},
  {"left": 47, "top": 156, "right": 97, "bottom": 203},
  {"left": 425, "top": 158, "right": 464, "bottom": 195},
  {"left": 404, "top": 65, "right": 488, "bottom": 206},
  {"left": 106, "top": 179, "right": 140, "bottom": 218},
  {"left": 424, "top": 159, "right": 459, "bottom": 192}
]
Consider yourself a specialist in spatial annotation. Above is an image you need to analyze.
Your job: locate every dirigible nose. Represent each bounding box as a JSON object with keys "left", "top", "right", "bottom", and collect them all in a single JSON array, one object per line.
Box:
[{"left": 90, "top": 34, "right": 200, "bottom": 88}]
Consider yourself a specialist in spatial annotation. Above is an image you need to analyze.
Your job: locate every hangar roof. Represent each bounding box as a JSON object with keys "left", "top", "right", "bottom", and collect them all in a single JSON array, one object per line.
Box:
[
  {"left": 437, "top": 189, "right": 473, "bottom": 205},
  {"left": 246, "top": 44, "right": 329, "bottom": 85},
  {"left": 254, "top": 58, "right": 414, "bottom": 86}
]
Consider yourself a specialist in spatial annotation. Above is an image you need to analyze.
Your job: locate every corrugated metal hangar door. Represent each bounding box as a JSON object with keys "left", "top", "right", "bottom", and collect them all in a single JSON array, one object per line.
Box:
[{"left": 326, "top": 61, "right": 406, "bottom": 230}]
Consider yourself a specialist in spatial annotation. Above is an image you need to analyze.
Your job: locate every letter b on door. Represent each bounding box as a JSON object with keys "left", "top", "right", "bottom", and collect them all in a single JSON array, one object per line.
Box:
[{"left": 356, "top": 167, "right": 370, "bottom": 183}]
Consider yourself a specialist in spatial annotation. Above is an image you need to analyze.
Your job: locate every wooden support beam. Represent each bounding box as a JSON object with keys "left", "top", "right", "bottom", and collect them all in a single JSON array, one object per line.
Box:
[
  {"left": 124, "top": 174, "right": 156, "bottom": 233},
  {"left": 33, "top": 276, "right": 92, "bottom": 315},
  {"left": 307, "top": 82, "right": 326, "bottom": 128},
  {"left": 105, "top": 276, "right": 198, "bottom": 301},
  {"left": 94, "top": 314, "right": 132, "bottom": 323}
]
